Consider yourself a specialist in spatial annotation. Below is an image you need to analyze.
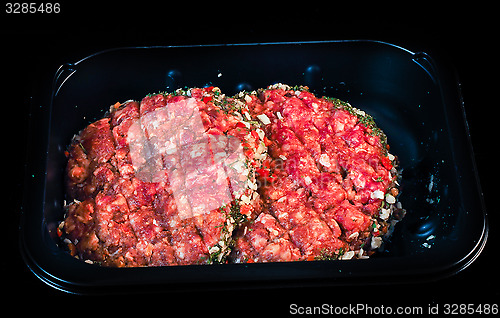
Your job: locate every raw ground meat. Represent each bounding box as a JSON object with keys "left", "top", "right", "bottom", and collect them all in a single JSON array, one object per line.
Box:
[
  {"left": 231, "top": 84, "right": 405, "bottom": 262},
  {"left": 61, "top": 84, "right": 405, "bottom": 267}
]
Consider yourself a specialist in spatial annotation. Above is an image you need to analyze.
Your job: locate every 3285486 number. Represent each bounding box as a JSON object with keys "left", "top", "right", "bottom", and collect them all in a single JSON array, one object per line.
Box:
[
  {"left": 5, "top": 3, "right": 60, "bottom": 14},
  {"left": 443, "top": 304, "right": 498, "bottom": 315}
]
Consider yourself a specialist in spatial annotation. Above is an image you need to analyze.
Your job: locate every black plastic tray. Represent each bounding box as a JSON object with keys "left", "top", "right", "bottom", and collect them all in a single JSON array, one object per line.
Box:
[{"left": 20, "top": 40, "right": 488, "bottom": 294}]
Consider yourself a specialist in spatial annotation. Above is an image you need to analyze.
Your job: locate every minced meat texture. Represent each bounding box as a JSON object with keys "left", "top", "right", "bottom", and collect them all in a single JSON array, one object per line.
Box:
[
  {"left": 231, "top": 85, "right": 401, "bottom": 262},
  {"left": 64, "top": 88, "right": 259, "bottom": 266},
  {"left": 62, "top": 84, "right": 404, "bottom": 267}
]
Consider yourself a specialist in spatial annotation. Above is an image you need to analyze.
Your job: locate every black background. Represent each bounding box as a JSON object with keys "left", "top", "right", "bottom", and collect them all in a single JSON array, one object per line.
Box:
[{"left": 3, "top": 1, "right": 498, "bottom": 315}]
